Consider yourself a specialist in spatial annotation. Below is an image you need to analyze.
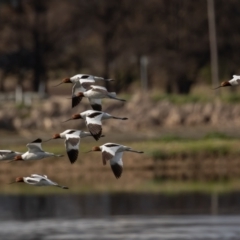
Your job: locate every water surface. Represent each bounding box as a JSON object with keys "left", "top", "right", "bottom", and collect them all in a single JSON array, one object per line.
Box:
[
  {"left": 0, "top": 215, "right": 239, "bottom": 240},
  {"left": 1, "top": 193, "right": 240, "bottom": 240}
]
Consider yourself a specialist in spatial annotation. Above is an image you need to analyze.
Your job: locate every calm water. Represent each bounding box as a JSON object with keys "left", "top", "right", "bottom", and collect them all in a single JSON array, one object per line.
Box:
[
  {"left": 1, "top": 193, "right": 240, "bottom": 240},
  {"left": 0, "top": 216, "right": 240, "bottom": 240}
]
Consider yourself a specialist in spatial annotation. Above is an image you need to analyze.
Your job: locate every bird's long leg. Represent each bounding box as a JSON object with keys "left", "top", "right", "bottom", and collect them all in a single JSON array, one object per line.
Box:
[
  {"left": 128, "top": 149, "right": 144, "bottom": 154},
  {"left": 112, "top": 116, "right": 128, "bottom": 120}
]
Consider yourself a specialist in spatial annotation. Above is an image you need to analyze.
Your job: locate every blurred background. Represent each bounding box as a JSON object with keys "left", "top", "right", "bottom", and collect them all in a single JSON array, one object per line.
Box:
[{"left": 1, "top": 0, "right": 240, "bottom": 239}]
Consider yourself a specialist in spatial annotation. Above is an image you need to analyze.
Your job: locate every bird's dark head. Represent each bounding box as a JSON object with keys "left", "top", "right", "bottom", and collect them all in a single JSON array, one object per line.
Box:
[
  {"left": 62, "top": 77, "right": 71, "bottom": 83},
  {"left": 72, "top": 114, "right": 82, "bottom": 120},
  {"left": 14, "top": 155, "right": 23, "bottom": 161},
  {"left": 76, "top": 92, "right": 84, "bottom": 97},
  {"left": 92, "top": 146, "right": 101, "bottom": 152},
  {"left": 52, "top": 133, "right": 61, "bottom": 139},
  {"left": 16, "top": 177, "right": 24, "bottom": 182},
  {"left": 220, "top": 81, "right": 231, "bottom": 87}
]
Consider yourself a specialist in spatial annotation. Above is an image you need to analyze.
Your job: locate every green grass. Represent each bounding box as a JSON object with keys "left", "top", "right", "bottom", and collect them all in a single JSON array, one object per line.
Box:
[
  {"left": 150, "top": 87, "right": 240, "bottom": 105},
  {"left": 2, "top": 132, "right": 240, "bottom": 194},
  {"left": 3, "top": 178, "right": 240, "bottom": 195},
  {"left": 151, "top": 93, "right": 210, "bottom": 104},
  {"left": 222, "top": 93, "right": 240, "bottom": 103},
  {"left": 141, "top": 136, "right": 239, "bottom": 158},
  {"left": 9, "top": 133, "right": 239, "bottom": 160},
  {"left": 138, "top": 179, "right": 240, "bottom": 194}
]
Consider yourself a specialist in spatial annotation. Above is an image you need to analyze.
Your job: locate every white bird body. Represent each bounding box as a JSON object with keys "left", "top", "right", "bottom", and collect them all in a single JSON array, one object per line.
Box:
[
  {"left": 72, "top": 82, "right": 103, "bottom": 110},
  {"left": 83, "top": 85, "right": 117, "bottom": 99},
  {"left": 79, "top": 110, "right": 118, "bottom": 120},
  {"left": 71, "top": 78, "right": 95, "bottom": 97},
  {"left": 214, "top": 75, "right": 240, "bottom": 89},
  {"left": 54, "top": 74, "right": 114, "bottom": 110},
  {"left": 72, "top": 85, "right": 125, "bottom": 109},
  {"left": 71, "top": 75, "right": 109, "bottom": 92},
  {"left": 91, "top": 143, "right": 144, "bottom": 178},
  {"left": 64, "top": 111, "right": 128, "bottom": 141},
  {"left": 59, "top": 129, "right": 92, "bottom": 138},
  {"left": 0, "top": 150, "right": 22, "bottom": 160},
  {"left": 49, "top": 129, "right": 93, "bottom": 164},
  {"left": 70, "top": 74, "right": 111, "bottom": 83},
  {"left": 14, "top": 139, "right": 62, "bottom": 161},
  {"left": 229, "top": 75, "right": 240, "bottom": 86},
  {"left": 11, "top": 174, "right": 68, "bottom": 189},
  {"left": 21, "top": 151, "right": 58, "bottom": 160}
]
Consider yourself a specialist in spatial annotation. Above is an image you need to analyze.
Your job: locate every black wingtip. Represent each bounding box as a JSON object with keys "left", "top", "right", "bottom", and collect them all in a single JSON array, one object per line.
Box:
[
  {"left": 88, "top": 123, "right": 102, "bottom": 141},
  {"left": 31, "top": 138, "right": 42, "bottom": 143},
  {"left": 91, "top": 104, "right": 102, "bottom": 111},
  {"left": 92, "top": 133, "right": 101, "bottom": 141},
  {"left": 111, "top": 164, "right": 123, "bottom": 179},
  {"left": 72, "top": 96, "right": 82, "bottom": 108},
  {"left": 67, "top": 149, "right": 79, "bottom": 164}
]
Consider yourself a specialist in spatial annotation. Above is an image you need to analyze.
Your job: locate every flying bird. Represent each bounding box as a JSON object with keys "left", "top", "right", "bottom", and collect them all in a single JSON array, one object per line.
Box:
[
  {"left": 12, "top": 138, "right": 63, "bottom": 162},
  {"left": 10, "top": 174, "right": 68, "bottom": 189},
  {"left": 53, "top": 74, "right": 114, "bottom": 109},
  {"left": 53, "top": 74, "right": 113, "bottom": 87},
  {"left": 72, "top": 85, "right": 126, "bottom": 109},
  {"left": 0, "top": 150, "right": 22, "bottom": 161},
  {"left": 88, "top": 143, "right": 144, "bottom": 179},
  {"left": 213, "top": 75, "right": 240, "bottom": 89},
  {"left": 63, "top": 110, "right": 128, "bottom": 141},
  {"left": 45, "top": 129, "right": 97, "bottom": 164}
]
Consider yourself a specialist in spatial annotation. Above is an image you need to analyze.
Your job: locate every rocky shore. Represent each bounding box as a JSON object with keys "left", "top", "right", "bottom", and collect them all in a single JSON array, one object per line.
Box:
[{"left": 1, "top": 92, "right": 240, "bottom": 135}]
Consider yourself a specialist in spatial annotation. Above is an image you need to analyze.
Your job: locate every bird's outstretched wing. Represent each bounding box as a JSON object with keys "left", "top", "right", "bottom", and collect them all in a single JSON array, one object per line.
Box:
[
  {"left": 80, "top": 79, "right": 95, "bottom": 91},
  {"left": 101, "top": 143, "right": 121, "bottom": 165},
  {"left": 110, "top": 151, "right": 124, "bottom": 179},
  {"left": 31, "top": 174, "right": 48, "bottom": 179},
  {"left": 65, "top": 134, "right": 80, "bottom": 164},
  {"left": 88, "top": 98, "right": 102, "bottom": 111},
  {"left": 86, "top": 112, "right": 103, "bottom": 141},
  {"left": 27, "top": 139, "right": 43, "bottom": 153}
]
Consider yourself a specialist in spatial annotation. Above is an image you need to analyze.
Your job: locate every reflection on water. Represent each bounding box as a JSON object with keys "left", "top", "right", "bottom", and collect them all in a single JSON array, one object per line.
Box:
[
  {"left": 0, "top": 193, "right": 240, "bottom": 239},
  {"left": 1, "top": 192, "right": 240, "bottom": 220},
  {"left": 0, "top": 216, "right": 240, "bottom": 240}
]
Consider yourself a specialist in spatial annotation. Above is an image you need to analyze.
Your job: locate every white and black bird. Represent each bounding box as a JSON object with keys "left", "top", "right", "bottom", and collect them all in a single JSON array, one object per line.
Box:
[
  {"left": 10, "top": 174, "right": 68, "bottom": 189},
  {"left": 12, "top": 138, "right": 63, "bottom": 162},
  {"left": 45, "top": 129, "right": 96, "bottom": 164},
  {"left": 72, "top": 85, "right": 126, "bottom": 109},
  {"left": 88, "top": 143, "right": 144, "bottom": 179},
  {"left": 63, "top": 110, "right": 128, "bottom": 141},
  {"left": 213, "top": 75, "right": 240, "bottom": 89},
  {"left": 0, "top": 150, "right": 22, "bottom": 161},
  {"left": 53, "top": 74, "right": 114, "bottom": 110},
  {"left": 54, "top": 74, "right": 113, "bottom": 87}
]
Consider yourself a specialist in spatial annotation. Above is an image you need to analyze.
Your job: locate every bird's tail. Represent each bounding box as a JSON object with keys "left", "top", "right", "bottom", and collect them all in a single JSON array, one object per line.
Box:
[
  {"left": 94, "top": 76, "right": 114, "bottom": 82},
  {"left": 128, "top": 149, "right": 144, "bottom": 154},
  {"left": 108, "top": 92, "right": 126, "bottom": 102}
]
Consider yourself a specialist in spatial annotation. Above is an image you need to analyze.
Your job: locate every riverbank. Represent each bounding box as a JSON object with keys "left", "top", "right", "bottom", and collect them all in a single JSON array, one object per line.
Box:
[
  {"left": 1, "top": 134, "right": 240, "bottom": 194},
  {"left": 1, "top": 89, "right": 240, "bottom": 136}
]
